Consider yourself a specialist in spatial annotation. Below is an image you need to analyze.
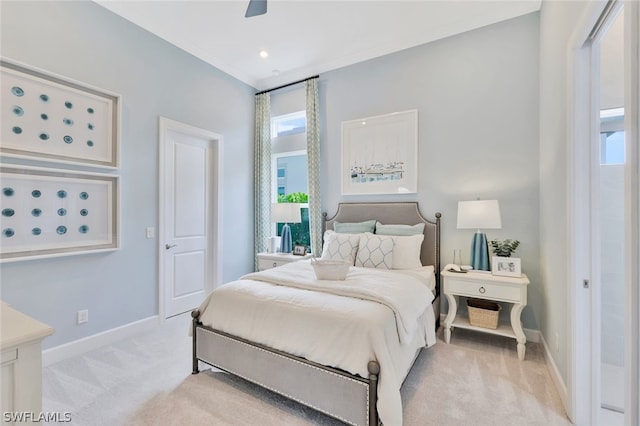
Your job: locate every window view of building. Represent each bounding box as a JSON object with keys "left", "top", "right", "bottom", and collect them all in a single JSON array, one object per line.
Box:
[
  {"left": 600, "top": 108, "right": 624, "bottom": 165},
  {"left": 272, "top": 111, "right": 310, "bottom": 251}
]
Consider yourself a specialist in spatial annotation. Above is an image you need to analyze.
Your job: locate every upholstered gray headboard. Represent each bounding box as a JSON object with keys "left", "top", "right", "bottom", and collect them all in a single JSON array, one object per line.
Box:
[{"left": 323, "top": 202, "right": 442, "bottom": 323}]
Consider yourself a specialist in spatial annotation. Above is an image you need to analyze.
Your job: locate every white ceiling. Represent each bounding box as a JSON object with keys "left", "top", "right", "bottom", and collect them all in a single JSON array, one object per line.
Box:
[{"left": 96, "top": 0, "right": 541, "bottom": 91}]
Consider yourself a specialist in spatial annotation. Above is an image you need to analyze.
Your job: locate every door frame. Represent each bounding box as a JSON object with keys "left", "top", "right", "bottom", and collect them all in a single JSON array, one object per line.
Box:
[
  {"left": 158, "top": 117, "right": 223, "bottom": 320},
  {"left": 624, "top": 1, "right": 640, "bottom": 420},
  {"left": 568, "top": 1, "right": 640, "bottom": 424}
]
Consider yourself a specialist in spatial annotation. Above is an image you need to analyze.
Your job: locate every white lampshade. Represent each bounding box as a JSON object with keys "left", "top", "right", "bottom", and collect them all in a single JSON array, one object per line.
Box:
[
  {"left": 457, "top": 200, "right": 502, "bottom": 230},
  {"left": 271, "top": 203, "right": 301, "bottom": 223}
]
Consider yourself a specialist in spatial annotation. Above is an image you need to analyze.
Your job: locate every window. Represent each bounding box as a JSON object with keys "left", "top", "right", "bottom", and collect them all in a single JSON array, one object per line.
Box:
[
  {"left": 272, "top": 151, "right": 309, "bottom": 250},
  {"left": 600, "top": 108, "right": 624, "bottom": 165},
  {"left": 271, "top": 110, "right": 309, "bottom": 251},
  {"left": 271, "top": 111, "right": 306, "bottom": 138}
]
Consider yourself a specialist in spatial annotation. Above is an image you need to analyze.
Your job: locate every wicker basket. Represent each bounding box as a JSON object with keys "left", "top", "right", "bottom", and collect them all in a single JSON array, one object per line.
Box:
[
  {"left": 311, "top": 259, "right": 351, "bottom": 281},
  {"left": 311, "top": 259, "right": 350, "bottom": 280},
  {"left": 467, "top": 298, "right": 501, "bottom": 329}
]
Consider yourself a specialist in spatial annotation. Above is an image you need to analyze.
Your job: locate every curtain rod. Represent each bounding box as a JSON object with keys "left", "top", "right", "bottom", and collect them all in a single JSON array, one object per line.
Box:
[{"left": 255, "top": 75, "right": 319, "bottom": 96}]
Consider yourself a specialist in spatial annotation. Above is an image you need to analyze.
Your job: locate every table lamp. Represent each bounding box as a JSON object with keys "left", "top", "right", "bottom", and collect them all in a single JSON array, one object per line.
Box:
[
  {"left": 457, "top": 199, "right": 502, "bottom": 271},
  {"left": 271, "top": 203, "right": 301, "bottom": 253}
]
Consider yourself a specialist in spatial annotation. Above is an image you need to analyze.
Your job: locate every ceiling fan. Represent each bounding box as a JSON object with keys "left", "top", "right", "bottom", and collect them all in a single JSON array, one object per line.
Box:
[{"left": 245, "top": 0, "right": 267, "bottom": 18}]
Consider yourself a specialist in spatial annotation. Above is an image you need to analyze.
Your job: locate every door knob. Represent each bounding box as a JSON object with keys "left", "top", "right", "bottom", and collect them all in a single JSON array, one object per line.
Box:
[{"left": 165, "top": 243, "right": 177, "bottom": 250}]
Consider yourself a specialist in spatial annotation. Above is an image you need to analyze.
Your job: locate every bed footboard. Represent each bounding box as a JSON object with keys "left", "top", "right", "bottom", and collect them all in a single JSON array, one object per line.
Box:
[{"left": 192, "top": 310, "right": 378, "bottom": 426}]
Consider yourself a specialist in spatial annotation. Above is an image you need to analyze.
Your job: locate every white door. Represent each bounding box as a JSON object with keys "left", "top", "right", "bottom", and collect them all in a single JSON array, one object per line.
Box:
[
  {"left": 159, "top": 118, "right": 222, "bottom": 318},
  {"left": 570, "top": 2, "right": 639, "bottom": 424}
]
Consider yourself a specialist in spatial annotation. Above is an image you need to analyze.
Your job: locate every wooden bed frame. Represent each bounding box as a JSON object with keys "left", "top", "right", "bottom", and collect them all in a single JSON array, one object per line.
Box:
[{"left": 191, "top": 202, "right": 441, "bottom": 426}]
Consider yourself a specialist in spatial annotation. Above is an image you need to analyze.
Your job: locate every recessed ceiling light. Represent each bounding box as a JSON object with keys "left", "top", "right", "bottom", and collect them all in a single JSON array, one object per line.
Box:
[{"left": 259, "top": 50, "right": 268, "bottom": 58}]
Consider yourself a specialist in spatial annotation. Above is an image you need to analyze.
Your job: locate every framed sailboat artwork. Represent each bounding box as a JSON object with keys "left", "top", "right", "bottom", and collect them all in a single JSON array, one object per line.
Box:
[{"left": 341, "top": 109, "right": 418, "bottom": 195}]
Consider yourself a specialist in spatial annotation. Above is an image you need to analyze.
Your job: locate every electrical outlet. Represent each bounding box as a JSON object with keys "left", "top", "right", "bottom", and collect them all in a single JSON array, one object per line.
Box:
[
  {"left": 555, "top": 332, "right": 560, "bottom": 352},
  {"left": 146, "top": 227, "right": 155, "bottom": 239},
  {"left": 77, "top": 309, "right": 89, "bottom": 324}
]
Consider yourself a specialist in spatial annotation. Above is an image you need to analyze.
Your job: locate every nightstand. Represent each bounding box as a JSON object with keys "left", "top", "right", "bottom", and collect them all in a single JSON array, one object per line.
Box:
[
  {"left": 441, "top": 269, "right": 530, "bottom": 360},
  {"left": 257, "top": 252, "right": 313, "bottom": 271}
]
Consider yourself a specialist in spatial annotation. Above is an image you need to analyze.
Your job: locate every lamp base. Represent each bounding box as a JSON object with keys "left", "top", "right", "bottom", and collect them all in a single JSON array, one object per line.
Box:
[
  {"left": 470, "top": 232, "right": 490, "bottom": 271},
  {"left": 279, "top": 224, "right": 292, "bottom": 253}
]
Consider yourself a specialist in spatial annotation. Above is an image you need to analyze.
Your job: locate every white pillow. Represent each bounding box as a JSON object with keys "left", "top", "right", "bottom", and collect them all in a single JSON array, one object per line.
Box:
[
  {"left": 355, "top": 233, "right": 394, "bottom": 269},
  {"left": 391, "top": 234, "right": 424, "bottom": 270},
  {"left": 320, "top": 230, "right": 360, "bottom": 265}
]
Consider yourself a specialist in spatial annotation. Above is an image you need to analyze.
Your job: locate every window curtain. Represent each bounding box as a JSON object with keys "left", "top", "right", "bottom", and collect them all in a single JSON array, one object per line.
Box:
[
  {"left": 305, "top": 78, "right": 322, "bottom": 256},
  {"left": 254, "top": 92, "right": 271, "bottom": 270}
]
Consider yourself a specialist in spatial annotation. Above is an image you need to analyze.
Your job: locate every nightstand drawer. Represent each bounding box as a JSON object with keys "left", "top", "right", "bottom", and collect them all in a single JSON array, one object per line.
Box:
[
  {"left": 257, "top": 252, "right": 313, "bottom": 271},
  {"left": 446, "top": 278, "right": 521, "bottom": 302},
  {"left": 258, "top": 258, "right": 286, "bottom": 271}
]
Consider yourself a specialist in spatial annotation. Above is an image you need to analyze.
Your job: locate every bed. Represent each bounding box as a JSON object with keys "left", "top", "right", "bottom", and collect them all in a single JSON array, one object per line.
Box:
[{"left": 191, "top": 202, "right": 441, "bottom": 425}]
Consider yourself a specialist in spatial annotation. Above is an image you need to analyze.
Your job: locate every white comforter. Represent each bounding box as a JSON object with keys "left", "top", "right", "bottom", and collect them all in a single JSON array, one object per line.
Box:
[{"left": 197, "top": 260, "right": 437, "bottom": 426}]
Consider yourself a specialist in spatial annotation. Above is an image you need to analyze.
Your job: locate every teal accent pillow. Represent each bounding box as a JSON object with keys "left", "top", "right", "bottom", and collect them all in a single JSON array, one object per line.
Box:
[
  {"left": 375, "top": 222, "right": 425, "bottom": 236},
  {"left": 333, "top": 220, "right": 376, "bottom": 234}
]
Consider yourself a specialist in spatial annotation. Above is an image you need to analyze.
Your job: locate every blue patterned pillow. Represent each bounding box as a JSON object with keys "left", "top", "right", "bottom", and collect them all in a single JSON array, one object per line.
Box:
[{"left": 355, "top": 233, "right": 394, "bottom": 269}]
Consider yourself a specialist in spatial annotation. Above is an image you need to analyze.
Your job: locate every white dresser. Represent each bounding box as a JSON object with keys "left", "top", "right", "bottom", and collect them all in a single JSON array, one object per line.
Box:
[{"left": 1, "top": 302, "right": 54, "bottom": 425}]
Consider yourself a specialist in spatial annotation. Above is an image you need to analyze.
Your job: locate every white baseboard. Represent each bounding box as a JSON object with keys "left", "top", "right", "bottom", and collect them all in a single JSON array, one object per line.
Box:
[
  {"left": 524, "top": 328, "right": 540, "bottom": 343},
  {"left": 42, "top": 315, "right": 160, "bottom": 366},
  {"left": 539, "top": 332, "right": 570, "bottom": 417}
]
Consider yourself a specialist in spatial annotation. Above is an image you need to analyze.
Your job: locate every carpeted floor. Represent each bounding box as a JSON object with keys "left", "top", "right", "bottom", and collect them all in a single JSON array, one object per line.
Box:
[{"left": 43, "top": 313, "right": 572, "bottom": 425}]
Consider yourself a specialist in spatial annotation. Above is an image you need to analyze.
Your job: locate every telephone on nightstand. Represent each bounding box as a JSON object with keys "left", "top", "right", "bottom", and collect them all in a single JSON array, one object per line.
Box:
[{"left": 444, "top": 263, "right": 467, "bottom": 273}]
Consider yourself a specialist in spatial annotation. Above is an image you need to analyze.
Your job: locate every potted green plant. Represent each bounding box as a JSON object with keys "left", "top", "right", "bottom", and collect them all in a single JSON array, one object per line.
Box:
[
  {"left": 489, "top": 239, "right": 520, "bottom": 257},
  {"left": 490, "top": 239, "right": 521, "bottom": 277}
]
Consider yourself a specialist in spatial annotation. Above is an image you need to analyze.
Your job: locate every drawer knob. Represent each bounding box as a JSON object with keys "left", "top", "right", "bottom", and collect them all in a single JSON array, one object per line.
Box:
[
  {"left": 479, "top": 286, "right": 486, "bottom": 294},
  {"left": 273, "top": 262, "right": 277, "bottom": 267}
]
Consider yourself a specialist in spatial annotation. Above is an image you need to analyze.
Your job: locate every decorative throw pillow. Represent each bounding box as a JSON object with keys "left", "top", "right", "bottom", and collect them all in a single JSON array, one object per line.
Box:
[
  {"left": 355, "top": 233, "right": 394, "bottom": 269},
  {"left": 391, "top": 234, "right": 424, "bottom": 270},
  {"left": 320, "top": 230, "right": 360, "bottom": 265},
  {"left": 375, "top": 222, "right": 425, "bottom": 236},
  {"left": 333, "top": 220, "right": 376, "bottom": 234}
]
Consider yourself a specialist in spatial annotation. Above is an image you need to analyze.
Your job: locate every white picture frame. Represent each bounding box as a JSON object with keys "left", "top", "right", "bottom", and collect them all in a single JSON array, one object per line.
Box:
[
  {"left": 491, "top": 256, "right": 522, "bottom": 277},
  {"left": 341, "top": 109, "right": 418, "bottom": 195},
  {"left": 1, "top": 58, "right": 121, "bottom": 169},
  {"left": 0, "top": 165, "right": 119, "bottom": 262}
]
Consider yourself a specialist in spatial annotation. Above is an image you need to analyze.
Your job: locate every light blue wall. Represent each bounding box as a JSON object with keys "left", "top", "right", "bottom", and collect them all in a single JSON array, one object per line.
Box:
[
  {"left": 0, "top": 1, "right": 255, "bottom": 349},
  {"left": 319, "top": 13, "right": 541, "bottom": 329},
  {"left": 1, "top": 3, "right": 543, "bottom": 350}
]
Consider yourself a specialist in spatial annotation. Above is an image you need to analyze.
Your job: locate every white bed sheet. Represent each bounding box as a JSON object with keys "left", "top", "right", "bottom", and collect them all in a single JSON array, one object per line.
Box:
[{"left": 197, "top": 261, "right": 436, "bottom": 426}]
